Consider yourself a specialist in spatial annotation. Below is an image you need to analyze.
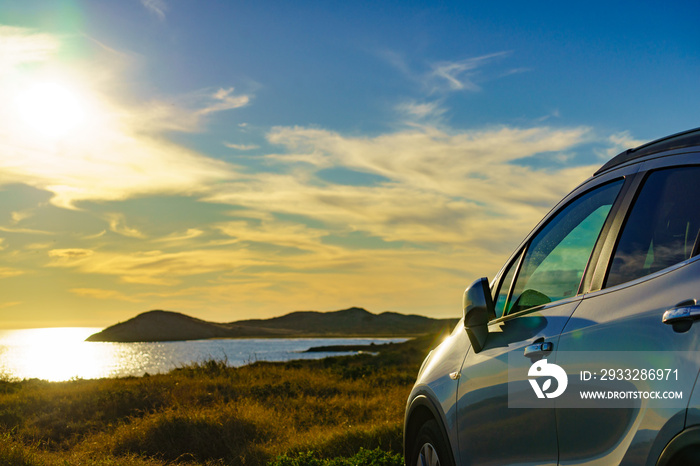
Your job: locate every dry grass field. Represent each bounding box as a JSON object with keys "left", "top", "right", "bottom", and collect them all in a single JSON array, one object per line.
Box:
[{"left": 0, "top": 331, "right": 449, "bottom": 465}]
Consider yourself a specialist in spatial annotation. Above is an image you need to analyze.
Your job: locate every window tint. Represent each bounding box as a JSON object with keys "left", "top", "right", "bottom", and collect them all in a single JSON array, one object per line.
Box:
[
  {"left": 606, "top": 167, "right": 700, "bottom": 288},
  {"left": 505, "top": 180, "right": 623, "bottom": 315}
]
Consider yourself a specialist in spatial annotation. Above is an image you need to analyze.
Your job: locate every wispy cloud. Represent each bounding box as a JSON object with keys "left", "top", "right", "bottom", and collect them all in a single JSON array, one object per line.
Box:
[
  {"left": 0, "top": 267, "right": 24, "bottom": 278},
  {"left": 47, "top": 248, "right": 265, "bottom": 286},
  {"left": 0, "top": 226, "right": 52, "bottom": 235},
  {"left": 0, "top": 26, "right": 59, "bottom": 70},
  {"left": 208, "top": 124, "right": 595, "bottom": 259},
  {"left": 129, "top": 87, "right": 252, "bottom": 134},
  {"left": 214, "top": 215, "right": 329, "bottom": 251},
  {"left": 70, "top": 287, "right": 143, "bottom": 302},
  {"left": 48, "top": 248, "right": 94, "bottom": 259},
  {"left": 104, "top": 213, "right": 146, "bottom": 239},
  {"left": 396, "top": 100, "right": 447, "bottom": 121},
  {"left": 0, "top": 301, "right": 21, "bottom": 310},
  {"left": 11, "top": 211, "right": 33, "bottom": 224},
  {"left": 155, "top": 228, "right": 205, "bottom": 243},
  {"left": 597, "top": 131, "right": 648, "bottom": 159},
  {"left": 224, "top": 142, "right": 260, "bottom": 151},
  {"left": 429, "top": 52, "right": 511, "bottom": 92},
  {"left": 197, "top": 88, "right": 250, "bottom": 116},
  {"left": 380, "top": 48, "right": 514, "bottom": 96},
  {"left": 141, "top": 0, "right": 167, "bottom": 20},
  {"left": 24, "top": 242, "right": 54, "bottom": 250}
]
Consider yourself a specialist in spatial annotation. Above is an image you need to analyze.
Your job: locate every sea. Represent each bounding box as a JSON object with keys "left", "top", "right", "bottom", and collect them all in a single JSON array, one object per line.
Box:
[{"left": 0, "top": 327, "right": 408, "bottom": 382}]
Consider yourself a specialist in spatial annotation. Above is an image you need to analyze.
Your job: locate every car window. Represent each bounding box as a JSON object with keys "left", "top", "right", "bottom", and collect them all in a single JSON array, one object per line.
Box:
[
  {"left": 504, "top": 180, "right": 624, "bottom": 315},
  {"left": 493, "top": 251, "right": 521, "bottom": 318},
  {"left": 605, "top": 167, "right": 700, "bottom": 288}
]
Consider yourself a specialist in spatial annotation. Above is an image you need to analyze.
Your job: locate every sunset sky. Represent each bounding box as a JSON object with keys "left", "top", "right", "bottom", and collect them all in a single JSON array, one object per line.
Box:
[{"left": 1, "top": 1, "right": 699, "bottom": 328}]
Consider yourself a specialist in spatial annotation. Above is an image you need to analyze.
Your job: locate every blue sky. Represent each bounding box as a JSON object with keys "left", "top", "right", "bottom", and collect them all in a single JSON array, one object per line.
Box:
[{"left": 0, "top": 0, "right": 698, "bottom": 327}]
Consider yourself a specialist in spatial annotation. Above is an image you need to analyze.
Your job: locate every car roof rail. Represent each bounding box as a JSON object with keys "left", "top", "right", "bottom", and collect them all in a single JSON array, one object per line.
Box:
[{"left": 595, "top": 127, "right": 700, "bottom": 176}]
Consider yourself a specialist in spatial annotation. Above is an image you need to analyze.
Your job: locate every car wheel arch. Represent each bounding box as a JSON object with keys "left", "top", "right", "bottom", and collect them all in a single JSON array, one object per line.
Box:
[
  {"left": 404, "top": 393, "right": 456, "bottom": 465},
  {"left": 656, "top": 425, "right": 700, "bottom": 466}
]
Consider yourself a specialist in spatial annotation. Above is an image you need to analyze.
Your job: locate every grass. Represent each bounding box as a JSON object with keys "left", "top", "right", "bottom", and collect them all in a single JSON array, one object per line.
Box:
[{"left": 0, "top": 331, "right": 449, "bottom": 465}]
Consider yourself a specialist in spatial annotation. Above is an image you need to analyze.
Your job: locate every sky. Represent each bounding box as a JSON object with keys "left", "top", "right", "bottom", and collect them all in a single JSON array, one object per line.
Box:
[{"left": 1, "top": 1, "right": 699, "bottom": 328}]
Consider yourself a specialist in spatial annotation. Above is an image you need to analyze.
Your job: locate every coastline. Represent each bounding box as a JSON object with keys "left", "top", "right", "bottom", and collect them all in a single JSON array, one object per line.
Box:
[{"left": 0, "top": 330, "right": 413, "bottom": 382}]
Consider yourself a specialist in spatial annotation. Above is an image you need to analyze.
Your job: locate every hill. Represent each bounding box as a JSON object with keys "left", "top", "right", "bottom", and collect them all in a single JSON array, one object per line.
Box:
[{"left": 85, "top": 307, "right": 457, "bottom": 342}]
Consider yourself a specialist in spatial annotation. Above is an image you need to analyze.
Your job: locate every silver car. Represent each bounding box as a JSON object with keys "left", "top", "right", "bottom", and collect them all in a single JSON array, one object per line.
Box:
[{"left": 405, "top": 127, "right": 700, "bottom": 466}]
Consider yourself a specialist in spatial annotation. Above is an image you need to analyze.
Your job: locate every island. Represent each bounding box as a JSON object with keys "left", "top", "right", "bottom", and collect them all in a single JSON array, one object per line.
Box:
[{"left": 86, "top": 307, "right": 458, "bottom": 342}]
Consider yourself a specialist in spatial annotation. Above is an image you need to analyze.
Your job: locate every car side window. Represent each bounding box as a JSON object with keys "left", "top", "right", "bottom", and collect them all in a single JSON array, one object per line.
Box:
[
  {"left": 504, "top": 180, "right": 624, "bottom": 315},
  {"left": 493, "top": 252, "right": 521, "bottom": 319},
  {"left": 605, "top": 167, "right": 700, "bottom": 288}
]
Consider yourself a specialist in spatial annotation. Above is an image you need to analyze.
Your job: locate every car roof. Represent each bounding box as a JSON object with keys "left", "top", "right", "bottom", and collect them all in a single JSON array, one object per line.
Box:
[{"left": 595, "top": 127, "right": 700, "bottom": 176}]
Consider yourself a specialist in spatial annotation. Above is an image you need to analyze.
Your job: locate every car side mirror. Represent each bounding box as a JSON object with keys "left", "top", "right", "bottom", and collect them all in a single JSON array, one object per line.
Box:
[{"left": 463, "top": 277, "right": 495, "bottom": 353}]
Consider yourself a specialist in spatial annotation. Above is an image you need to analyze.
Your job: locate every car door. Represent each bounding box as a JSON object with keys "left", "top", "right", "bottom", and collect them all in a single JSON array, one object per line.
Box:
[
  {"left": 455, "top": 178, "right": 625, "bottom": 465},
  {"left": 556, "top": 160, "right": 700, "bottom": 465}
]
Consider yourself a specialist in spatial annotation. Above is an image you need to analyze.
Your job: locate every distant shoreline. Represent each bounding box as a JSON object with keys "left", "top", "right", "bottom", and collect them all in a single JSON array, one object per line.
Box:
[
  {"left": 93, "top": 334, "right": 417, "bottom": 343},
  {"left": 86, "top": 308, "right": 458, "bottom": 343},
  {"left": 303, "top": 341, "right": 397, "bottom": 353}
]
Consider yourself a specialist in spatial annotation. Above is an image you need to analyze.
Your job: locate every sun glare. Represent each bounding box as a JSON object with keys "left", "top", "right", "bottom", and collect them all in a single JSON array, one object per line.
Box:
[{"left": 16, "top": 82, "right": 87, "bottom": 139}]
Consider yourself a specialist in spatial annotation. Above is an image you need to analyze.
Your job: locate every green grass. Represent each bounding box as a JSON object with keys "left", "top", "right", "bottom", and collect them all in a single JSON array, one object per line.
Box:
[{"left": 0, "top": 331, "right": 448, "bottom": 465}]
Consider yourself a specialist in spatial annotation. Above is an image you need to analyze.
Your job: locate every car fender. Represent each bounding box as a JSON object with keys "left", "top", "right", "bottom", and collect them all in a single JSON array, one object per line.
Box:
[
  {"left": 404, "top": 323, "right": 470, "bottom": 464},
  {"left": 404, "top": 392, "right": 458, "bottom": 465}
]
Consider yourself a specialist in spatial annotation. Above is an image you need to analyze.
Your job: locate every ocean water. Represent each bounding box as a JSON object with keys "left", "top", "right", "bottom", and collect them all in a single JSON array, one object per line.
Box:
[{"left": 0, "top": 328, "right": 408, "bottom": 382}]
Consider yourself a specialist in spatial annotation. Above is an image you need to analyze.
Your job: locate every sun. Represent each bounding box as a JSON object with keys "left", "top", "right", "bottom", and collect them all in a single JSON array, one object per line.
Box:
[{"left": 16, "top": 81, "right": 87, "bottom": 139}]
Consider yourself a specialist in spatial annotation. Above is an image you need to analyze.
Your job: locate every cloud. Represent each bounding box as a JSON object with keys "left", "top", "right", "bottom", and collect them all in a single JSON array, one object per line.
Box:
[
  {"left": 213, "top": 215, "right": 329, "bottom": 251},
  {"left": 105, "top": 213, "right": 146, "bottom": 238},
  {"left": 380, "top": 49, "right": 514, "bottom": 97},
  {"left": 115, "top": 87, "right": 252, "bottom": 134},
  {"left": 24, "top": 242, "right": 53, "bottom": 250},
  {"left": 11, "top": 211, "right": 33, "bottom": 224},
  {"left": 206, "top": 124, "right": 597, "bottom": 261},
  {"left": 0, "top": 267, "right": 24, "bottom": 278},
  {"left": 0, "top": 26, "right": 59, "bottom": 70},
  {"left": 197, "top": 87, "right": 250, "bottom": 116},
  {"left": 265, "top": 125, "right": 592, "bottom": 196},
  {"left": 597, "top": 131, "right": 648, "bottom": 159},
  {"left": 48, "top": 248, "right": 94, "bottom": 259},
  {"left": 225, "top": 142, "right": 260, "bottom": 151},
  {"left": 83, "top": 230, "right": 107, "bottom": 240},
  {"left": 141, "top": 0, "right": 167, "bottom": 20},
  {"left": 0, "top": 226, "right": 52, "bottom": 235},
  {"left": 396, "top": 100, "right": 447, "bottom": 121},
  {"left": 429, "top": 52, "right": 511, "bottom": 93},
  {"left": 47, "top": 248, "right": 264, "bottom": 286},
  {"left": 70, "top": 287, "right": 142, "bottom": 302},
  {"left": 155, "top": 228, "right": 205, "bottom": 243}
]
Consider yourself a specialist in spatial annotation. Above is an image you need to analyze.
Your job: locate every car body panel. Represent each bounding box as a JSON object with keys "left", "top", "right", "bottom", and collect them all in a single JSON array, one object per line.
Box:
[
  {"left": 556, "top": 257, "right": 700, "bottom": 464},
  {"left": 455, "top": 299, "right": 580, "bottom": 466}
]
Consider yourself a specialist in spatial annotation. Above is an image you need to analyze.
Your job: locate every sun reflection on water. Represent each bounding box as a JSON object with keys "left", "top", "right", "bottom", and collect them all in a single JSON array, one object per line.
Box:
[
  {"left": 0, "top": 328, "right": 125, "bottom": 381},
  {"left": 0, "top": 328, "right": 408, "bottom": 382}
]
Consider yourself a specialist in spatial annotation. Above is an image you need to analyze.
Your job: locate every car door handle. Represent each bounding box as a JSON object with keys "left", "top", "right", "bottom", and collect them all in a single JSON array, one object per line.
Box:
[
  {"left": 524, "top": 341, "right": 553, "bottom": 357},
  {"left": 661, "top": 301, "right": 700, "bottom": 325}
]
